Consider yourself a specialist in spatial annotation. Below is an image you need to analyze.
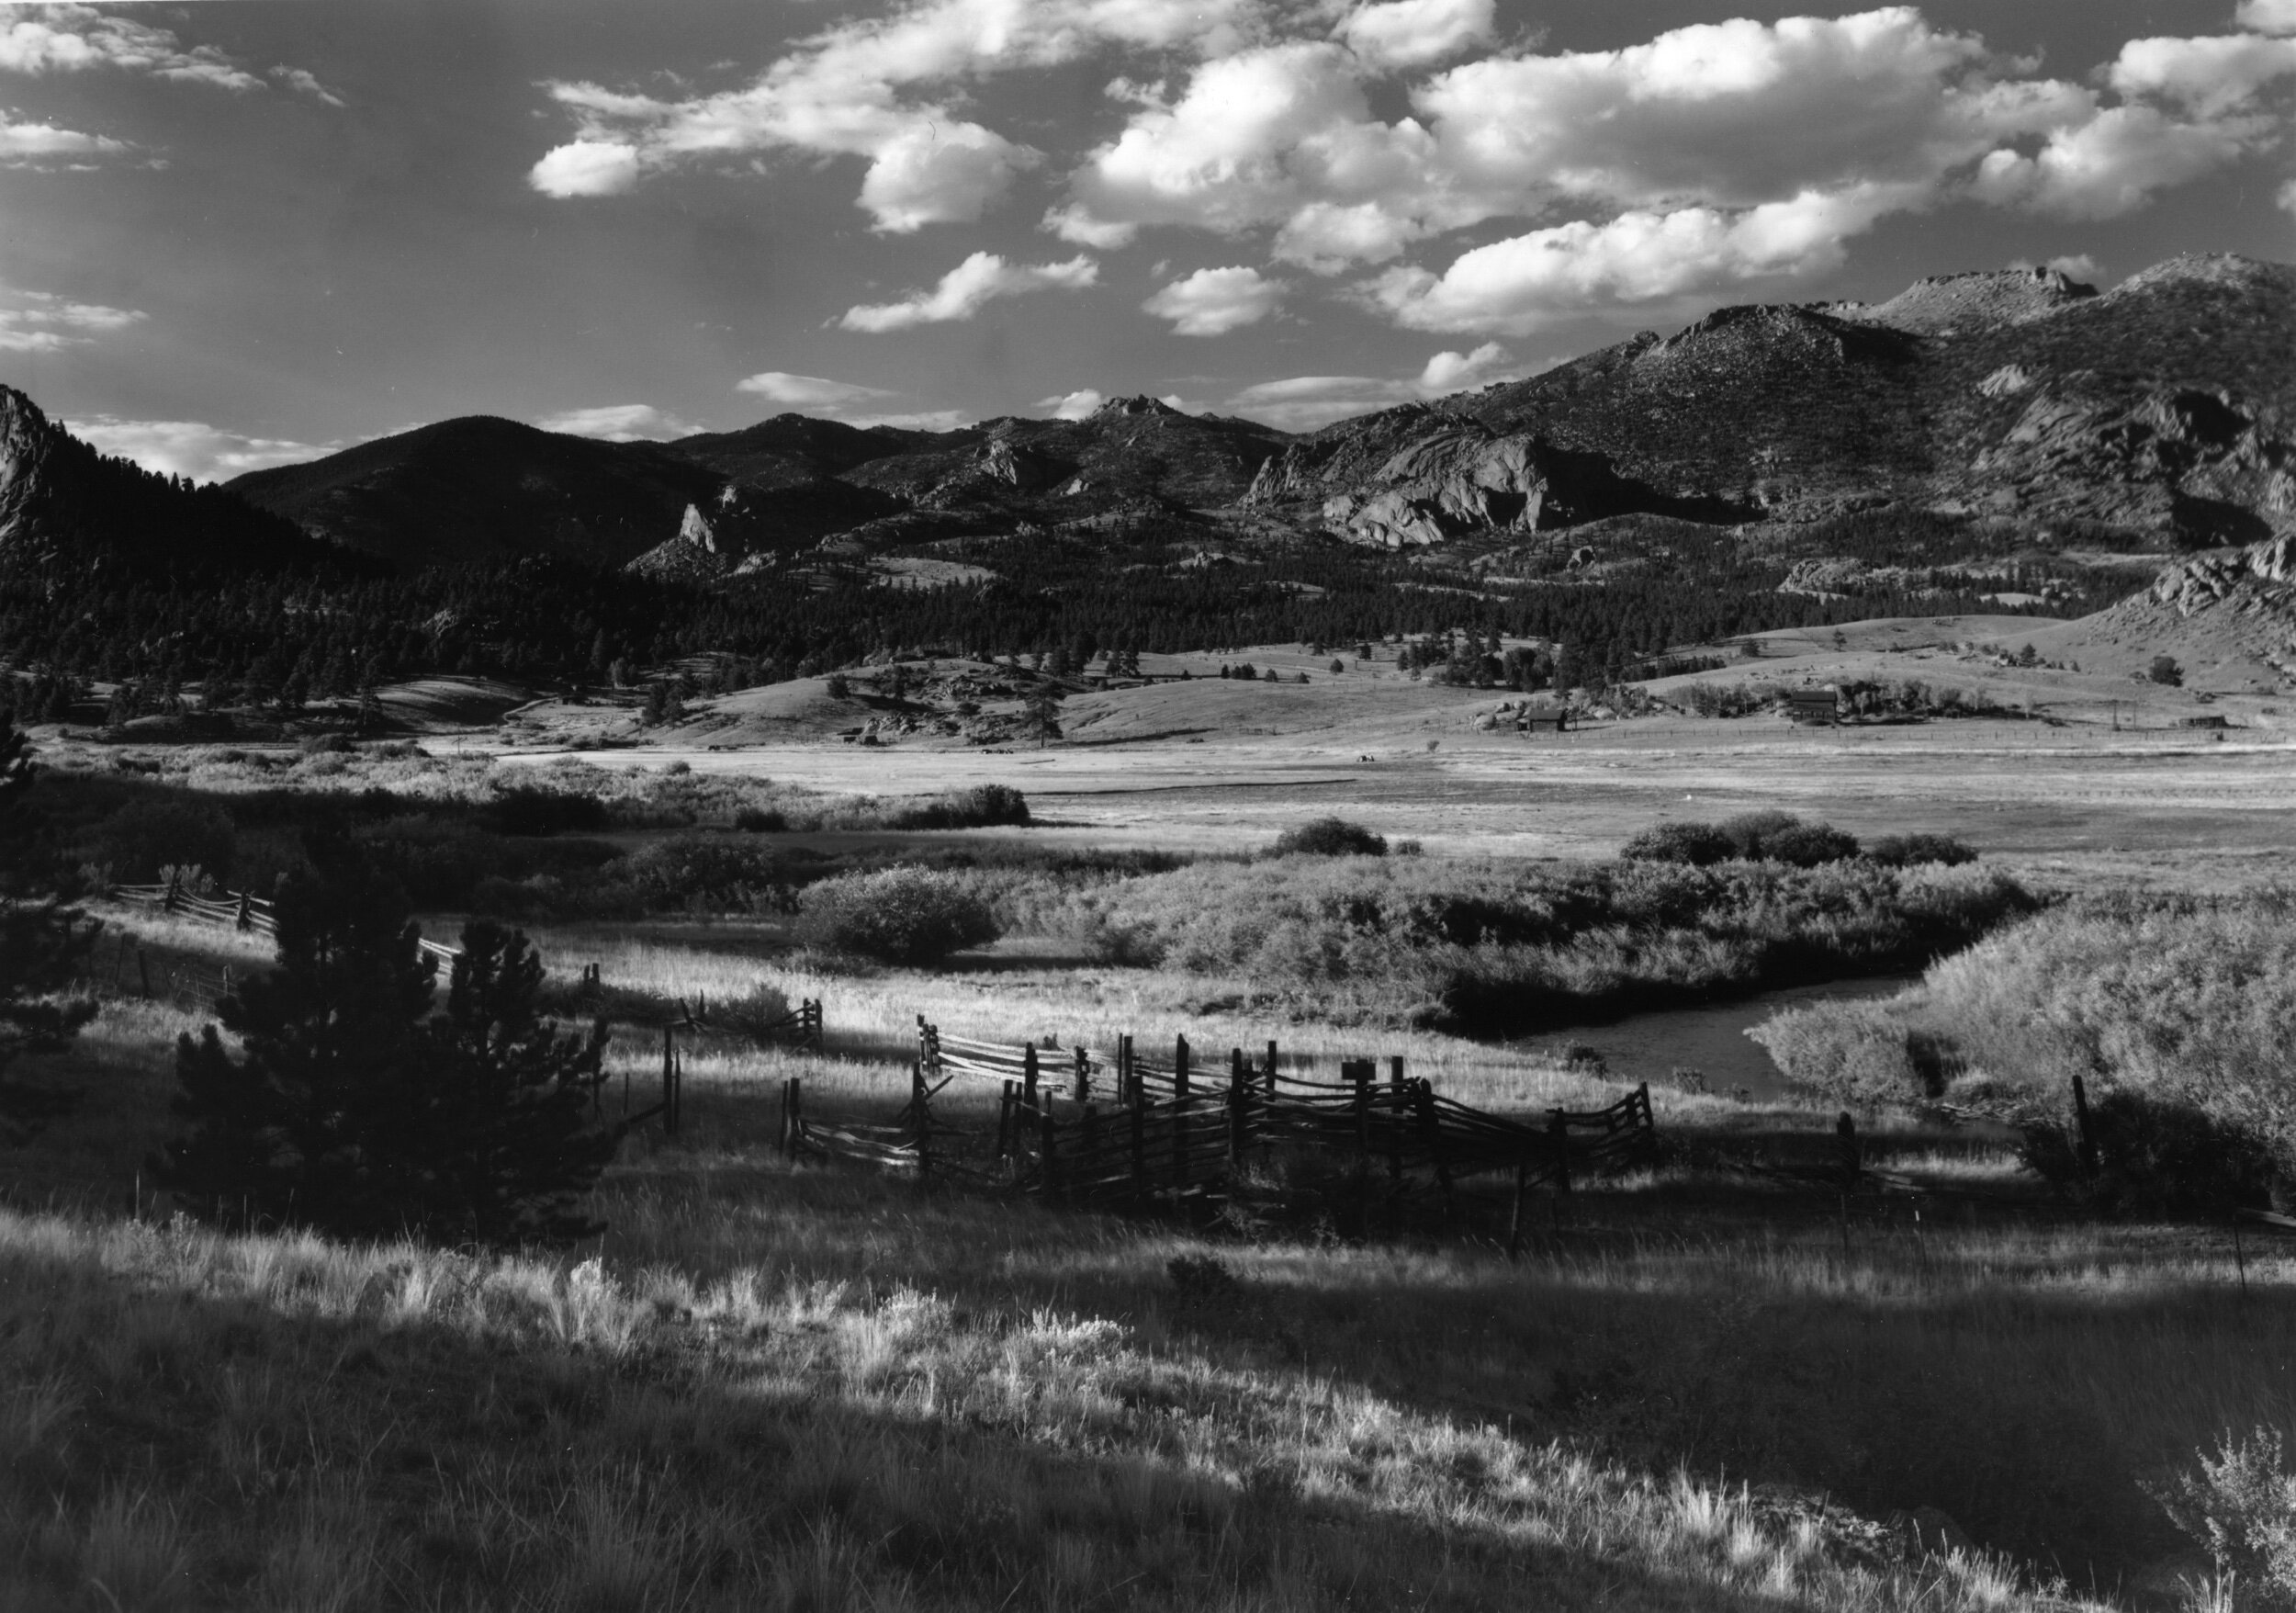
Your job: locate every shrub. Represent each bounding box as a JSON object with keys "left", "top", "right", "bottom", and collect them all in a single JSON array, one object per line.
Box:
[
  {"left": 2149, "top": 654, "right": 2184, "bottom": 686},
  {"left": 2151, "top": 1427, "right": 2296, "bottom": 1604},
  {"left": 98, "top": 799, "right": 236, "bottom": 885},
  {"left": 793, "top": 866, "right": 1002, "bottom": 965},
  {"left": 735, "top": 806, "right": 790, "bottom": 833},
  {"left": 1620, "top": 821, "right": 1734, "bottom": 866},
  {"left": 1270, "top": 818, "right": 1388, "bottom": 857},
  {"left": 2022, "top": 1089, "right": 2281, "bottom": 1215},
  {"left": 881, "top": 784, "right": 1031, "bottom": 830},
  {"left": 482, "top": 788, "right": 612, "bottom": 836},
  {"left": 1865, "top": 832, "right": 1978, "bottom": 867},
  {"left": 1758, "top": 819, "right": 1863, "bottom": 867}
]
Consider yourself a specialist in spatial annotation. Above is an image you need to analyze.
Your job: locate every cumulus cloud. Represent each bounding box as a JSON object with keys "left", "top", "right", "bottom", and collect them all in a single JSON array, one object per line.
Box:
[
  {"left": 535, "top": 404, "right": 702, "bottom": 442},
  {"left": 1141, "top": 265, "right": 1284, "bottom": 334},
  {"left": 529, "top": 0, "right": 1255, "bottom": 230},
  {"left": 0, "top": 116, "right": 129, "bottom": 164},
  {"left": 0, "top": 287, "right": 143, "bottom": 351},
  {"left": 735, "top": 371, "right": 898, "bottom": 408},
  {"left": 838, "top": 251, "right": 1097, "bottom": 331},
  {"left": 68, "top": 417, "right": 324, "bottom": 482},
  {"left": 1969, "top": 106, "right": 2256, "bottom": 219},
  {"left": 544, "top": 1, "right": 2296, "bottom": 333},
  {"left": 1416, "top": 340, "right": 1518, "bottom": 391},
  {"left": 530, "top": 140, "right": 644, "bottom": 198},
  {"left": 1036, "top": 388, "right": 1105, "bottom": 418},
  {"left": 2238, "top": 0, "right": 2296, "bottom": 34},
  {"left": 1365, "top": 185, "right": 1911, "bottom": 333},
  {"left": 1334, "top": 0, "right": 1494, "bottom": 71},
  {"left": 0, "top": 5, "right": 266, "bottom": 92}
]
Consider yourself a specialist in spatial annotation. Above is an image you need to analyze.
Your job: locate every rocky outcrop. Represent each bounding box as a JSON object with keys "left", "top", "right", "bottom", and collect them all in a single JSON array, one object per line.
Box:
[
  {"left": 0, "top": 385, "right": 318, "bottom": 569},
  {"left": 1830, "top": 265, "right": 2097, "bottom": 335},
  {"left": 1247, "top": 407, "right": 1711, "bottom": 547},
  {"left": 2150, "top": 535, "right": 2296, "bottom": 616},
  {"left": 1969, "top": 382, "right": 2293, "bottom": 543}
]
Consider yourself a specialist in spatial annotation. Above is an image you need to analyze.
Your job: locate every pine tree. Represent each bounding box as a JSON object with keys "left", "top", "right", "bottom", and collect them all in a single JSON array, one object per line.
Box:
[
  {"left": 0, "top": 719, "right": 98, "bottom": 1143},
  {"left": 156, "top": 843, "right": 617, "bottom": 1242}
]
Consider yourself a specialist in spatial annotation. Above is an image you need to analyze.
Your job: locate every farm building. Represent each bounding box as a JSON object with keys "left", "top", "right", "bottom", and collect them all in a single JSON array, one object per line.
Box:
[
  {"left": 1784, "top": 688, "right": 1841, "bottom": 725},
  {"left": 2181, "top": 714, "right": 2230, "bottom": 729},
  {"left": 1517, "top": 706, "right": 1570, "bottom": 735}
]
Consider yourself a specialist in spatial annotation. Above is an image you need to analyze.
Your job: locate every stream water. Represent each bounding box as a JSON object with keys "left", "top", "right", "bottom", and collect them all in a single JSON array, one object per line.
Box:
[{"left": 1516, "top": 974, "right": 1922, "bottom": 1101}]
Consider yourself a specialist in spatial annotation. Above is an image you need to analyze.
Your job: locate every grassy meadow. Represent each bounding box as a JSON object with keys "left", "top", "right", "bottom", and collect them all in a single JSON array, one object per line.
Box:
[{"left": 6, "top": 744, "right": 2295, "bottom": 1610}]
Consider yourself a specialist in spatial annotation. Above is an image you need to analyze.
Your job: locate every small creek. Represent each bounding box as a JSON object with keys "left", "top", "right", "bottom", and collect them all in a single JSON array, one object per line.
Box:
[{"left": 1514, "top": 974, "right": 1922, "bottom": 1101}]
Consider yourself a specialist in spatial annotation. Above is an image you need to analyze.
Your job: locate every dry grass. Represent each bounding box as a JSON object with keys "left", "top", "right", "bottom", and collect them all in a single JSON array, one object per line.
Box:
[{"left": 8, "top": 901, "right": 2290, "bottom": 1608}]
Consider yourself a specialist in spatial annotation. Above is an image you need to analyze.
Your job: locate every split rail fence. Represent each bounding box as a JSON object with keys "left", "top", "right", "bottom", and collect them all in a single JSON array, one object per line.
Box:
[{"left": 780, "top": 1016, "right": 1657, "bottom": 1249}]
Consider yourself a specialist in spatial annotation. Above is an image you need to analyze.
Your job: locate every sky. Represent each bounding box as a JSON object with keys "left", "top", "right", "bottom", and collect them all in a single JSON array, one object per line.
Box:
[{"left": 0, "top": 0, "right": 2291, "bottom": 479}]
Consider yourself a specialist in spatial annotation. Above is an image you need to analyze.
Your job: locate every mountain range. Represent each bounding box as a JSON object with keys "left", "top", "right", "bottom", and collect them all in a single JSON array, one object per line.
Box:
[{"left": 0, "top": 253, "right": 2290, "bottom": 582}]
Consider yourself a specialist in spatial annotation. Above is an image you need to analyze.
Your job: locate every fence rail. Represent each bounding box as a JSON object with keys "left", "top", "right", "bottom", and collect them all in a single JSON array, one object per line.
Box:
[{"left": 796, "top": 1018, "right": 1659, "bottom": 1249}]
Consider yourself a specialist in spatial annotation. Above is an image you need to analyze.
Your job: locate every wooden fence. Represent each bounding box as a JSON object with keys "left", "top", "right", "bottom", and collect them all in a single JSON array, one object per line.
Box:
[{"left": 781, "top": 1016, "right": 1657, "bottom": 1248}]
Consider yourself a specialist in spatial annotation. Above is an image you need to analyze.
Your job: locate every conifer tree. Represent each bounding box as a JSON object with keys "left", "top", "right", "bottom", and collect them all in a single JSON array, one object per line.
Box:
[
  {"left": 0, "top": 719, "right": 97, "bottom": 1143},
  {"left": 156, "top": 837, "right": 616, "bottom": 1242}
]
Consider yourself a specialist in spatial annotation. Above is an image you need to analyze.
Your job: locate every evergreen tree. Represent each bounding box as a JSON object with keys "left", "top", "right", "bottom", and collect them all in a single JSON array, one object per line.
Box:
[
  {"left": 156, "top": 842, "right": 616, "bottom": 1242},
  {"left": 0, "top": 719, "right": 97, "bottom": 1143}
]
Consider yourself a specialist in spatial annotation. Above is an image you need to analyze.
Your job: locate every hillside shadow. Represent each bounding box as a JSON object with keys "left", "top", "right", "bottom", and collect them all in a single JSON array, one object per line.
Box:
[{"left": 1, "top": 1223, "right": 1838, "bottom": 1613}]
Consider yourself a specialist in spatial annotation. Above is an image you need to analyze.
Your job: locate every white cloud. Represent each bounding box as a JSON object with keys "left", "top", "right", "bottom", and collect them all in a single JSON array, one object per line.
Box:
[
  {"left": 68, "top": 417, "right": 324, "bottom": 482},
  {"left": 1416, "top": 340, "right": 1517, "bottom": 390},
  {"left": 269, "top": 65, "right": 345, "bottom": 107},
  {"left": 530, "top": 0, "right": 1256, "bottom": 231},
  {"left": 2108, "top": 32, "right": 2296, "bottom": 117},
  {"left": 0, "top": 116, "right": 128, "bottom": 163},
  {"left": 542, "top": 2, "right": 2296, "bottom": 334},
  {"left": 1141, "top": 265, "right": 1284, "bottom": 334},
  {"left": 1334, "top": 0, "right": 1494, "bottom": 71},
  {"left": 2238, "top": 0, "right": 2296, "bottom": 35},
  {"left": 0, "top": 287, "right": 144, "bottom": 351},
  {"left": 0, "top": 5, "right": 266, "bottom": 92},
  {"left": 1037, "top": 388, "right": 1105, "bottom": 418},
  {"left": 1365, "top": 185, "right": 1911, "bottom": 334},
  {"left": 838, "top": 251, "right": 1097, "bottom": 332},
  {"left": 1969, "top": 106, "right": 2257, "bottom": 220},
  {"left": 2279, "top": 176, "right": 2296, "bottom": 214},
  {"left": 529, "top": 139, "right": 644, "bottom": 198},
  {"left": 735, "top": 371, "right": 898, "bottom": 408},
  {"left": 535, "top": 404, "right": 702, "bottom": 442},
  {"left": 1221, "top": 374, "right": 1417, "bottom": 431},
  {"left": 1220, "top": 341, "right": 1532, "bottom": 429}
]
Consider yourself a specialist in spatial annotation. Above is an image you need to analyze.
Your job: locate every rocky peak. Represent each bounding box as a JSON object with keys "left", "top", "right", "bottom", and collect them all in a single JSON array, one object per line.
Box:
[
  {"left": 1832, "top": 265, "right": 2097, "bottom": 334},
  {"left": 0, "top": 385, "right": 65, "bottom": 544},
  {"left": 1093, "top": 395, "right": 1183, "bottom": 420}
]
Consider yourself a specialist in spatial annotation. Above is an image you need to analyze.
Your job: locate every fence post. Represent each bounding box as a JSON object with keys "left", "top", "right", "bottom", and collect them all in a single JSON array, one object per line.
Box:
[
  {"left": 1386, "top": 1058, "right": 1406, "bottom": 1201},
  {"left": 1173, "top": 1034, "right": 1191, "bottom": 1200},
  {"left": 1075, "top": 1044, "right": 1090, "bottom": 1103},
  {"left": 1130, "top": 1058, "right": 1148, "bottom": 1211},
  {"left": 805, "top": 998, "right": 822, "bottom": 1049},
  {"left": 1547, "top": 1110, "right": 1570, "bottom": 1201},
  {"left": 162, "top": 872, "right": 181, "bottom": 913},
  {"left": 660, "top": 1027, "right": 678, "bottom": 1135},
  {"left": 1039, "top": 1100, "right": 1061, "bottom": 1203},
  {"left": 996, "top": 1079, "right": 1016, "bottom": 1160},
  {"left": 138, "top": 947, "right": 152, "bottom": 1001},
  {"left": 1229, "top": 1047, "right": 1247, "bottom": 1173},
  {"left": 1415, "top": 1080, "right": 1455, "bottom": 1226},
  {"left": 1835, "top": 1111, "right": 1861, "bottom": 1192},
  {"left": 235, "top": 891, "right": 253, "bottom": 931},
  {"left": 1023, "top": 1042, "right": 1040, "bottom": 1111},
  {"left": 2070, "top": 1074, "right": 2099, "bottom": 1179},
  {"left": 913, "top": 1059, "right": 932, "bottom": 1185},
  {"left": 787, "top": 1077, "right": 803, "bottom": 1158},
  {"left": 1508, "top": 1155, "right": 1530, "bottom": 1260},
  {"left": 1266, "top": 1039, "right": 1279, "bottom": 1100}
]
